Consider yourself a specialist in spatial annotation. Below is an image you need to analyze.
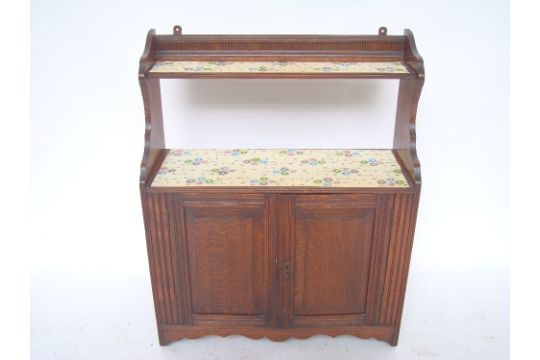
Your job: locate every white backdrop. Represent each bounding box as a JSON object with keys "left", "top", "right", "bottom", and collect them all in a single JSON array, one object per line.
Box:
[{"left": 31, "top": 0, "right": 509, "bottom": 359}]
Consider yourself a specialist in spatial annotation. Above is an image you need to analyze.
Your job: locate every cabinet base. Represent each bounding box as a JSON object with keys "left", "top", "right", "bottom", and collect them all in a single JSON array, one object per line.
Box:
[{"left": 160, "top": 324, "right": 397, "bottom": 346}]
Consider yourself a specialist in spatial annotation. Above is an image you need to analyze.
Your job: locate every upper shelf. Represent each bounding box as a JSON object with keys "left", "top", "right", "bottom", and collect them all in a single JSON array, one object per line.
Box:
[
  {"left": 139, "top": 26, "right": 425, "bottom": 80},
  {"left": 148, "top": 60, "right": 412, "bottom": 78}
]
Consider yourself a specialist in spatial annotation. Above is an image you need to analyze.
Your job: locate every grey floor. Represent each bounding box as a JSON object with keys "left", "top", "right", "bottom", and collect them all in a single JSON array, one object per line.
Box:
[{"left": 31, "top": 263, "right": 508, "bottom": 360}]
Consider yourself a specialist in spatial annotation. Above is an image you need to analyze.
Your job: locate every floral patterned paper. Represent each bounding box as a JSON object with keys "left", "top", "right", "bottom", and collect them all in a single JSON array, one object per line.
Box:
[
  {"left": 149, "top": 61, "right": 409, "bottom": 74},
  {"left": 151, "top": 149, "right": 409, "bottom": 188}
]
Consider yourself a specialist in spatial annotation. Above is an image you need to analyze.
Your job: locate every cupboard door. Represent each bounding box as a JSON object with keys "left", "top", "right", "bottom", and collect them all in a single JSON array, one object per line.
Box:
[
  {"left": 178, "top": 194, "right": 271, "bottom": 327},
  {"left": 286, "top": 194, "right": 390, "bottom": 327}
]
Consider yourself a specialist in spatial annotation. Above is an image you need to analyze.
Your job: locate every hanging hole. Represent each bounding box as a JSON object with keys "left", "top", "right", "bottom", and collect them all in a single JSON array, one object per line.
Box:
[{"left": 378, "top": 27, "right": 387, "bottom": 36}]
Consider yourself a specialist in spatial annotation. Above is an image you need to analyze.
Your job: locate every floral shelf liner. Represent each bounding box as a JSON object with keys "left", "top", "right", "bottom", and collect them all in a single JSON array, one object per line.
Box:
[
  {"left": 151, "top": 149, "right": 409, "bottom": 188},
  {"left": 149, "top": 61, "right": 410, "bottom": 74}
]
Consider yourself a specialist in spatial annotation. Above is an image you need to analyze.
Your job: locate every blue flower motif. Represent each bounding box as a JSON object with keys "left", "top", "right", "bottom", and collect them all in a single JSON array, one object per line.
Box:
[
  {"left": 272, "top": 167, "right": 291, "bottom": 175},
  {"left": 250, "top": 177, "right": 269, "bottom": 186}
]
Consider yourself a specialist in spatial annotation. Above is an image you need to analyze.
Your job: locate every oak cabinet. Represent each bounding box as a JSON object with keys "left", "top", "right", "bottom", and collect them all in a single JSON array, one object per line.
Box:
[
  {"left": 139, "top": 26, "right": 424, "bottom": 346},
  {"left": 144, "top": 192, "right": 413, "bottom": 345}
]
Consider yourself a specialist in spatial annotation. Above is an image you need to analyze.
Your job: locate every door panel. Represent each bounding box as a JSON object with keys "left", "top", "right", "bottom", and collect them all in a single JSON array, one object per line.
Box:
[
  {"left": 180, "top": 195, "right": 269, "bottom": 326},
  {"left": 294, "top": 208, "right": 374, "bottom": 315},
  {"left": 288, "top": 194, "right": 388, "bottom": 327}
]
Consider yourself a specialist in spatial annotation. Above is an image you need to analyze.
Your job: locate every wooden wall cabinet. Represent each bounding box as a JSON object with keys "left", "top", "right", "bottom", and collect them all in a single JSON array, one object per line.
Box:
[{"left": 139, "top": 26, "right": 424, "bottom": 346}]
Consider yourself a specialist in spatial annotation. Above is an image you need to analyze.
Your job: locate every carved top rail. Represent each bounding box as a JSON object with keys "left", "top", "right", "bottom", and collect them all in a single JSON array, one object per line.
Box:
[{"left": 139, "top": 26, "right": 424, "bottom": 79}]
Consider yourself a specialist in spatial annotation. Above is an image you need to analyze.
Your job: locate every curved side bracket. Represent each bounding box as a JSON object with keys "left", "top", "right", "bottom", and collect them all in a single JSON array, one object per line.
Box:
[
  {"left": 139, "top": 29, "right": 165, "bottom": 186},
  {"left": 403, "top": 29, "right": 424, "bottom": 79},
  {"left": 393, "top": 29, "right": 425, "bottom": 185},
  {"left": 139, "top": 29, "right": 156, "bottom": 75}
]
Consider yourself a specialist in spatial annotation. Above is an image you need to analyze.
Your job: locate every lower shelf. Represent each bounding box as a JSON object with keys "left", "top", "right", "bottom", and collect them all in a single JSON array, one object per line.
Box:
[{"left": 151, "top": 149, "right": 410, "bottom": 188}]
